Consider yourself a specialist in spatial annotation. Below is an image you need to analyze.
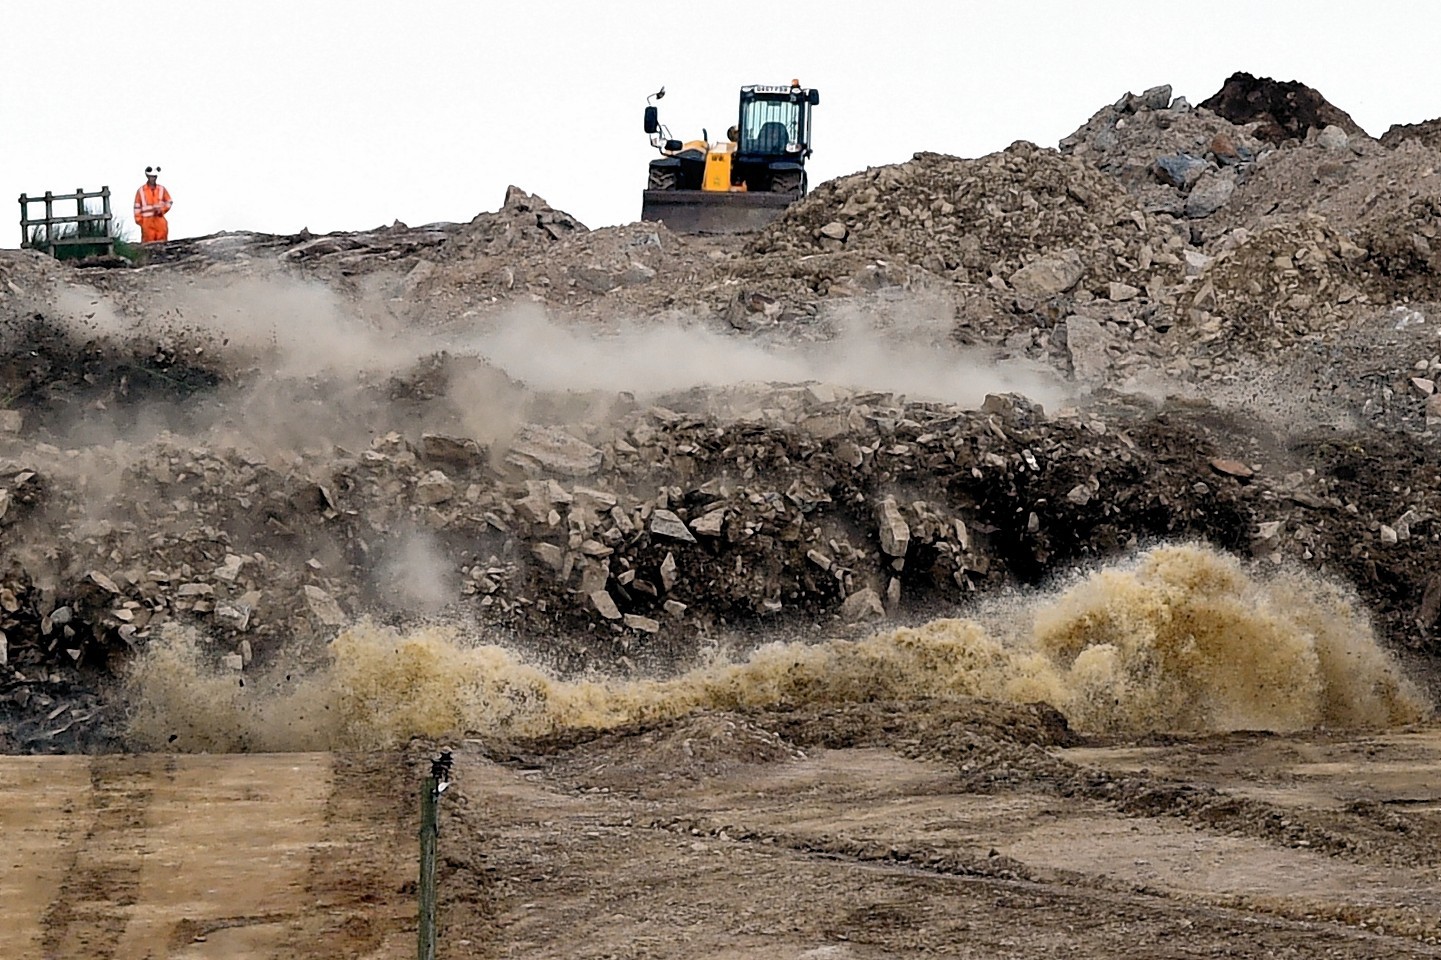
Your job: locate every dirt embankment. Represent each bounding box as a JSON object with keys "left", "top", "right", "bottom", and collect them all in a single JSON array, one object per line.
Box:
[{"left": 2, "top": 70, "right": 1441, "bottom": 752}]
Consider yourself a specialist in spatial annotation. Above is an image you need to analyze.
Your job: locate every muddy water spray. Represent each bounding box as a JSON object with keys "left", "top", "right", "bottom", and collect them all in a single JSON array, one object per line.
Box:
[{"left": 125, "top": 544, "right": 1427, "bottom": 752}]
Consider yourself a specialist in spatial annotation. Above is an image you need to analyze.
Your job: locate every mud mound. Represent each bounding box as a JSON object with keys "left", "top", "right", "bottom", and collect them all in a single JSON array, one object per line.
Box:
[
  {"left": 1199, "top": 72, "right": 1368, "bottom": 144},
  {"left": 758, "top": 698, "right": 1077, "bottom": 753},
  {"left": 549, "top": 712, "right": 805, "bottom": 788}
]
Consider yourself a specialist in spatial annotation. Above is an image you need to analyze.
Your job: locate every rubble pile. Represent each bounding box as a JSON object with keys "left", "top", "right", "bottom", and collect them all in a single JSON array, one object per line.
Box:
[
  {"left": 1059, "top": 83, "right": 1273, "bottom": 219},
  {"left": 7, "top": 71, "right": 1441, "bottom": 751},
  {"left": 1354, "top": 191, "right": 1441, "bottom": 301},
  {"left": 0, "top": 376, "right": 1253, "bottom": 687},
  {"left": 1380, "top": 116, "right": 1441, "bottom": 149},
  {"left": 1179, "top": 215, "right": 1373, "bottom": 349},
  {"left": 745, "top": 143, "right": 1183, "bottom": 300}
]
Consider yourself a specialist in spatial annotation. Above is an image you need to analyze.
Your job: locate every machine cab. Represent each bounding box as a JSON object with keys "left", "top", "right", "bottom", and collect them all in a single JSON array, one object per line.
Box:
[{"left": 735, "top": 82, "right": 819, "bottom": 162}]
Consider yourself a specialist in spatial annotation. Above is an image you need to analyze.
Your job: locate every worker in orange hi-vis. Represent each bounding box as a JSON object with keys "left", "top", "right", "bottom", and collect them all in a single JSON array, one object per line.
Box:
[{"left": 133, "top": 166, "right": 173, "bottom": 243}]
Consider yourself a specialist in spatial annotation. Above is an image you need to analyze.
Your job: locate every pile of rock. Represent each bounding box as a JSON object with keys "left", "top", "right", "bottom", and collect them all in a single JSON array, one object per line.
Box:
[
  {"left": 1179, "top": 215, "right": 1372, "bottom": 351},
  {"left": 1060, "top": 84, "right": 1272, "bottom": 220},
  {"left": 745, "top": 143, "right": 1183, "bottom": 302}
]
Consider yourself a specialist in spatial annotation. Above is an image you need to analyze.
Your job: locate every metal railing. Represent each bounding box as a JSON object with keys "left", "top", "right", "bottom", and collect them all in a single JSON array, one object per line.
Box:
[{"left": 18, "top": 187, "right": 114, "bottom": 258}]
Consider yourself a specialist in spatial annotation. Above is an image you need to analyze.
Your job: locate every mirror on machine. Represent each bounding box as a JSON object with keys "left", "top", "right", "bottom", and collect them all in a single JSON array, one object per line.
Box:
[{"left": 644, "top": 106, "right": 659, "bottom": 135}]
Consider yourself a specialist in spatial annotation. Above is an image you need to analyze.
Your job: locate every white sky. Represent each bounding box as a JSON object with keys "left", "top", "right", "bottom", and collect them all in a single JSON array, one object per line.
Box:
[{"left": 4, "top": 0, "right": 1439, "bottom": 245}]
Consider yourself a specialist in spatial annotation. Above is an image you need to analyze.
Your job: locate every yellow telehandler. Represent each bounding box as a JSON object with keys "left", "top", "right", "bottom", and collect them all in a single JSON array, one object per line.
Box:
[{"left": 641, "top": 80, "right": 819, "bottom": 234}]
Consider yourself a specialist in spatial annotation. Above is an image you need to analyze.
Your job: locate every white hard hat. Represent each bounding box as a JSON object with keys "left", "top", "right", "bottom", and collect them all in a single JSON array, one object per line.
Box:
[{"left": 145, "top": 166, "right": 161, "bottom": 177}]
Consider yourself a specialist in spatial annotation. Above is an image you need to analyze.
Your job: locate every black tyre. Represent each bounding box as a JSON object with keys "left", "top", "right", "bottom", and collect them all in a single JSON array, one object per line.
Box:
[
  {"left": 648, "top": 167, "right": 679, "bottom": 191},
  {"left": 771, "top": 170, "right": 804, "bottom": 195}
]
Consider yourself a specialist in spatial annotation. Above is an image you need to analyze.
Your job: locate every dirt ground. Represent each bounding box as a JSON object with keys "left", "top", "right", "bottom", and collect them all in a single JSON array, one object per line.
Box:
[{"left": 7, "top": 705, "right": 1441, "bottom": 959}]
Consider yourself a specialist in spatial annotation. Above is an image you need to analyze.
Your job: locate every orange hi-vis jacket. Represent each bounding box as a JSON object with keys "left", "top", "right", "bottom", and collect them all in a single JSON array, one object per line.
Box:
[{"left": 134, "top": 183, "right": 173, "bottom": 243}]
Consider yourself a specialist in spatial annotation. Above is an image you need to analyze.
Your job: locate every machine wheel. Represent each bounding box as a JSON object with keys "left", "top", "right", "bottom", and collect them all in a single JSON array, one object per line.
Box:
[
  {"left": 771, "top": 170, "right": 804, "bottom": 195},
  {"left": 648, "top": 167, "right": 679, "bottom": 191}
]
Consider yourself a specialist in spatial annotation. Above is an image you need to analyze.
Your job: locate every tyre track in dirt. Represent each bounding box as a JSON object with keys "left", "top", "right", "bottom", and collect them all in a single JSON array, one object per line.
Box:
[
  {"left": 37, "top": 754, "right": 163, "bottom": 960},
  {"left": 276, "top": 750, "right": 414, "bottom": 960},
  {"left": 0, "top": 752, "right": 423, "bottom": 960}
]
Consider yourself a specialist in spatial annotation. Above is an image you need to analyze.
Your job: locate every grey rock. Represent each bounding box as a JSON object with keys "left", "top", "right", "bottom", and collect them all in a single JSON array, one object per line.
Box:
[
  {"left": 1009, "top": 250, "right": 1083, "bottom": 298},
  {"left": 1151, "top": 154, "right": 1209, "bottom": 190},
  {"left": 571, "top": 266, "right": 615, "bottom": 293},
  {"left": 590, "top": 589, "right": 622, "bottom": 619},
  {"left": 217, "top": 603, "right": 252, "bottom": 631},
  {"left": 1184, "top": 171, "right": 1236, "bottom": 218},
  {"left": 1314, "top": 125, "right": 1350, "bottom": 151},
  {"left": 1065, "top": 315, "right": 1113, "bottom": 385},
  {"left": 690, "top": 509, "right": 726, "bottom": 537},
  {"left": 578, "top": 558, "right": 609, "bottom": 594},
  {"left": 420, "top": 433, "right": 486, "bottom": 467},
  {"left": 399, "top": 259, "right": 435, "bottom": 298},
  {"left": 1183, "top": 249, "right": 1213, "bottom": 275},
  {"left": 623, "top": 613, "right": 660, "bottom": 633},
  {"left": 840, "top": 587, "right": 886, "bottom": 622},
  {"left": 303, "top": 585, "right": 346, "bottom": 627},
  {"left": 507, "top": 425, "right": 602, "bottom": 478},
  {"left": 650, "top": 510, "right": 696, "bottom": 542},
  {"left": 213, "top": 554, "right": 246, "bottom": 582},
  {"left": 532, "top": 542, "right": 565, "bottom": 571},
  {"left": 876, "top": 497, "right": 911, "bottom": 557},
  {"left": 86, "top": 571, "right": 121, "bottom": 594},
  {"left": 415, "top": 470, "right": 455, "bottom": 505},
  {"left": 619, "top": 262, "right": 657, "bottom": 285},
  {"left": 1132, "top": 84, "right": 1172, "bottom": 111}
]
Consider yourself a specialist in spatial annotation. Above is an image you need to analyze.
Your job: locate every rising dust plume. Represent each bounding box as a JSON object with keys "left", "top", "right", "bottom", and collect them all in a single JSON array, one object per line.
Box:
[{"left": 125, "top": 543, "right": 1427, "bottom": 753}]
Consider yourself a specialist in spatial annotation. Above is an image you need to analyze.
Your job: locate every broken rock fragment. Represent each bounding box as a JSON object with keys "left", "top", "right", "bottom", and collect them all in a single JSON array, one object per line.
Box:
[
  {"left": 420, "top": 433, "right": 486, "bottom": 467},
  {"left": 650, "top": 509, "right": 696, "bottom": 543},
  {"left": 303, "top": 585, "right": 347, "bottom": 627},
  {"left": 415, "top": 470, "right": 456, "bottom": 505},
  {"left": 507, "top": 425, "right": 602, "bottom": 478},
  {"left": 590, "top": 590, "right": 622, "bottom": 619},
  {"left": 623, "top": 613, "right": 660, "bottom": 633},
  {"left": 840, "top": 588, "right": 886, "bottom": 623},
  {"left": 876, "top": 497, "right": 910, "bottom": 557},
  {"left": 1008, "top": 251, "right": 1083, "bottom": 298},
  {"left": 690, "top": 509, "right": 726, "bottom": 537}
]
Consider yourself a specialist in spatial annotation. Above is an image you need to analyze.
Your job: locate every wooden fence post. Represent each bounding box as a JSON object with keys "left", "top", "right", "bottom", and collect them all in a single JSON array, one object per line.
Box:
[{"left": 418, "top": 776, "right": 439, "bottom": 960}]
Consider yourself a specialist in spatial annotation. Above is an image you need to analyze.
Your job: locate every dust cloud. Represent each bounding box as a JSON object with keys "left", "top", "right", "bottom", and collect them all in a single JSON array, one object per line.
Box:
[
  {"left": 460, "top": 303, "right": 1073, "bottom": 410},
  {"left": 125, "top": 543, "right": 1427, "bottom": 753},
  {"left": 39, "top": 275, "right": 1068, "bottom": 470}
]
